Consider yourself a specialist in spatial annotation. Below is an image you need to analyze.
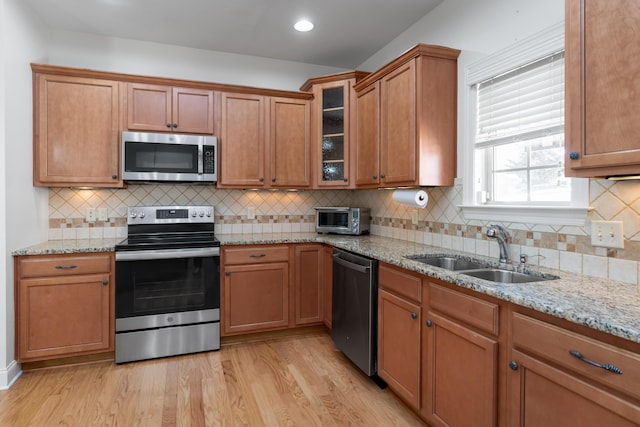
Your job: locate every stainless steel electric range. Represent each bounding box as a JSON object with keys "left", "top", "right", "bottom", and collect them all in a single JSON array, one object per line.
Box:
[{"left": 114, "top": 205, "right": 220, "bottom": 364}]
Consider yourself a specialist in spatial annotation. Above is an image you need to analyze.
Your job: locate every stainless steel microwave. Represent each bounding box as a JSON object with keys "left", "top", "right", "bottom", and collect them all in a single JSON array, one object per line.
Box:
[
  {"left": 122, "top": 131, "right": 217, "bottom": 183},
  {"left": 315, "top": 207, "right": 370, "bottom": 235}
]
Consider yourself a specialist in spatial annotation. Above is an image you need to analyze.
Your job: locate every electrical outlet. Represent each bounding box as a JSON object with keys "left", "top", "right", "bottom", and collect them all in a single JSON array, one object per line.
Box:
[
  {"left": 86, "top": 208, "right": 96, "bottom": 223},
  {"left": 411, "top": 210, "right": 418, "bottom": 225},
  {"left": 97, "top": 208, "right": 108, "bottom": 221},
  {"left": 591, "top": 220, "right": 624, "bottom": 249},
  {"left": 247, "top": 207, "right": 255, "bottom": 220}
]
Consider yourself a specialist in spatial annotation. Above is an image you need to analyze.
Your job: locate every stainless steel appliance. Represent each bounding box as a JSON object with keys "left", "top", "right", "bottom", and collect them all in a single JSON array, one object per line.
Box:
[
  {"left": 315, "top": 207, "right": 370, "bottom": 235},
  {"left": 122, "top": 131, "right": 217, "bottom": 182},
  {"left": 332, "top": 248, "right": 378, "bottom": 376},
  {"left": 115, "top": 205, "right": 220, "bottom": 363}
]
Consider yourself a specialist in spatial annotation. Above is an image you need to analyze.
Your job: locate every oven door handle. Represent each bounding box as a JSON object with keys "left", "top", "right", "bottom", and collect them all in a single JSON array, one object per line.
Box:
[{"left": 115, "top": 247, "right": 220, "bottom": 261}]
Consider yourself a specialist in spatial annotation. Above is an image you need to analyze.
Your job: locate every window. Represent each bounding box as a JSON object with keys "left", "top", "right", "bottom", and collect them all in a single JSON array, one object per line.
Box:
[{"left": 461, "top": 22, "right": 589, "bottom": 226}]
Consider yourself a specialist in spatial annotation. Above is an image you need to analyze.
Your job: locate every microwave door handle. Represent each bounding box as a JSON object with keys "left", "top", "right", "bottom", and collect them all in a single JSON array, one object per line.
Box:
[{"left": 198, "top": 142, "right": 204, "bottom": 175}]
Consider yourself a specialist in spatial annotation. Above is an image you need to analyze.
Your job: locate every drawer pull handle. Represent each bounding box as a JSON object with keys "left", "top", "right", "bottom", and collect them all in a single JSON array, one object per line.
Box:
[
  {"left": 55, "top": 265, "right": 78, "bottom": 269},
  {"left": 250, "top": 254, "right": 266, "bottom": 258},
  {"left": 569, "top": 350, "right": 623, "bottom": 374}
]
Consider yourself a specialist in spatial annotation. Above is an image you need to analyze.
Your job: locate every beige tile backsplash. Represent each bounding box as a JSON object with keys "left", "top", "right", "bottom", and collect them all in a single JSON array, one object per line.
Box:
[{"left": 49, "top": 178, "right": 640, "bottom": 284}]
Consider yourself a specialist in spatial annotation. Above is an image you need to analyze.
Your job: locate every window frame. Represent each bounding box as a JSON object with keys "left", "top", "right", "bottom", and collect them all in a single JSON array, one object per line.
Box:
[{"left": 459, "top": 21, "right": 590, "bottom": 226}]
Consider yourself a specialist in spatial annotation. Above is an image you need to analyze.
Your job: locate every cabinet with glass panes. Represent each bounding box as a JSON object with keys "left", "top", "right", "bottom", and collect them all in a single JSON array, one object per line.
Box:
[{"left": 300, "top": 71, "right": 369, "bottom": 188}]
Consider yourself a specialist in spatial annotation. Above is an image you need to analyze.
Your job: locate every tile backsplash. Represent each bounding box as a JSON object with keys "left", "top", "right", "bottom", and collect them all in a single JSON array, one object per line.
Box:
[{"left": 49, "top": 178, "right": 640, "bottom": 284}]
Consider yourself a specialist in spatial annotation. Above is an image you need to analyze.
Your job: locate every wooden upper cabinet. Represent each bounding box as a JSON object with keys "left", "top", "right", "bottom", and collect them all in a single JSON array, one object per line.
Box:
[
  {"left": 34, "top": 73, "right": 122, "bottom": 187},
  {"left": 354, "top": 44, "right": 460, "bottom": 187},
  {"left": 565, "top": 0, "right": 640, "bottom": 177},
  {"left": 126, "top": 83, "right": 214, "bottom": 134},
  {"left": 218, "top": 92, "right": 266, "bottom": 187},
  {"left": 270, "top": 97, "right": 311, "bottom": 187},
  {"left": 355, "top": 82, "right": 381, "bottom": 187},
  {"left": 217, "top": 92, "right": 311, "bottom": 188}
]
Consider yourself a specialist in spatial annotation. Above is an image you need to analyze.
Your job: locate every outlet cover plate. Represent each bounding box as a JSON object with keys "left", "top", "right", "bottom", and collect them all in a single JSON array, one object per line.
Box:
[
  {"left": 86, "top": 208, "right": 96, "bottom": 223},
  {"left": 591, "top": 220, "right": 624, "bottom": 249}
]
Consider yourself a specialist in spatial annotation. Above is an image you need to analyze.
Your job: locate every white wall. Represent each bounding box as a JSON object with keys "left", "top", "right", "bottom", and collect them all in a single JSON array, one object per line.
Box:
[
  {"left": 1, "top": 0, "right": 49, "bottom": 388},
  {"left": 48, "top": 30, "right": 348, "bottom": 91}
]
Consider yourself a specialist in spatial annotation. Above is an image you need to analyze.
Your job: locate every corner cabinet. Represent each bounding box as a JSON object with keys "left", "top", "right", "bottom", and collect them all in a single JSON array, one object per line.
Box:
[
  {"left": 354, "top": 44, "right": 460, "bottom": 188},
  {"left": 33, "top": 67, "right": 123, "bottom": 187},
  {"left": 300, "top": 71, "right": 369, "bottom": 188},
  {"left": 217, "top": 92, "right": 312, "bottom": 188},
  {"left": 565, "top": 0, "right": 640, "bottom": 177},
  {"left": 14, "top": 253, "right": 114, "bottom": 362},
  {"left": 125, "top": 83, "right": 214, "bottom": 134}
]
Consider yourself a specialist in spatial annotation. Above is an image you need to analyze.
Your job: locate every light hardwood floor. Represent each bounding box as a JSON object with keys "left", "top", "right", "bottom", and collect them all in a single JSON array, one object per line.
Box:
[{"left": 0, "top": 332, "right": 426, "bottom": 426}]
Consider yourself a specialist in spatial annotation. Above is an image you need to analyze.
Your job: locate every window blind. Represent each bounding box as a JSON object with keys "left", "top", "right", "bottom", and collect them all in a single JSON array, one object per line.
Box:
[{"left": 476, "top": 51, "right": 565, "bottom": 148}]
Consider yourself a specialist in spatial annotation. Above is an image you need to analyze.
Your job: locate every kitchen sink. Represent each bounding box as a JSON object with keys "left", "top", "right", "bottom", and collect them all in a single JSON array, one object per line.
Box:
[
  {"left": 460, "top": 268, "right": 556, "bottom": 284},
  {"left": 406, "top": 254, "right": 558, "bottom": 284},
  {"left": 406, "top": 254, "right": 490, "bottom": 271}
]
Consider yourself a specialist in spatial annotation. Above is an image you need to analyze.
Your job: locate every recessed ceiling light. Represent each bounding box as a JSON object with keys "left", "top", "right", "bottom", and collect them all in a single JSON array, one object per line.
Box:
[{"left": 294, "top": 19, "right": 314, "bottom": 32}]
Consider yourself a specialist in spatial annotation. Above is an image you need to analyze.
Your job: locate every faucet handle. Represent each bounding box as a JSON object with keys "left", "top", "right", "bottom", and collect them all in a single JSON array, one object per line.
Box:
[{"left": 519, "top": 254, "right": 528, "bottom": 266}]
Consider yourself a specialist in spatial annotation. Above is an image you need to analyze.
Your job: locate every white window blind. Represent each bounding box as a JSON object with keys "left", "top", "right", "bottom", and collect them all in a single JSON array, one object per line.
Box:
[{"left": 476, "top": 51, "right": 565, "bottom": 149}]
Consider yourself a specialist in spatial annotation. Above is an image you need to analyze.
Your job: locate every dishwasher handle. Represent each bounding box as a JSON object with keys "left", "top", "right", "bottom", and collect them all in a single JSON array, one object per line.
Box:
[{"left": 332, "top": 253, "right": 371, "bottom": 274}]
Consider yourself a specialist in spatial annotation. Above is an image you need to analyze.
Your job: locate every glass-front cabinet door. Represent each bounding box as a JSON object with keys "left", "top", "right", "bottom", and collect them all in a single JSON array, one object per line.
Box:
[
  {"left": 321, "top": 86, "right": 348, "bottom": 185},
  {"left": 302, "top": 71, "right": 369, "bottom": 188}
]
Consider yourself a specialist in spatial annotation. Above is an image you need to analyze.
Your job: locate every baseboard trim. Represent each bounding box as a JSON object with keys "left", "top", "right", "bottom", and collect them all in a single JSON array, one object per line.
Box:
[{"left": 0, "top": 360, "right": 22, "bottom": 390}]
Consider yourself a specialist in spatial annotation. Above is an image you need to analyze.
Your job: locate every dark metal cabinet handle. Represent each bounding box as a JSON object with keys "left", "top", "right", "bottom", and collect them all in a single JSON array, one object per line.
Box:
[
  {"left": 172, "top": 123, "right": 178, "bottom": 128},
  {"left": 343, "top": 178, "right": 348, "bottom": 182},
  {"left": 101, "top": 280, "right": 108, "bottom": 286},
  {"left": 569, "top": 350, "right": 623, "bottom": 374},
  {"left": 509, "top": 361, "right": 519, "bottom": 371},
  {"left": 259, "top": 177, "right": 264, "bottom": 182},
  {"left": 569, "top": 151, "right": 579, "bottom": 160},
  {"left": 425, "top": 320, "right": 432, "bottom": 327},
  {"left": 272, "top": 178, "right": 276, "bottom": 183},
  {"left": 166, "top": 123, "right": 172, "bottom": 128},
  {"left": 373, "top": 175, "right": 377, "bottom": 180},
  {"left": 380, "top": 174, "right": 386, "bottom": 179},
  {"left": 225, "top": 271, "right": 231, "bottom": 276},
  {"left": 111, "top": 174, "right": 118, "bottom": 180},
  {"left": 411, "top": 312, "right": 417, "bottom": 320},
  {"left": 55, "top": 264, "right": 77, "bottom": 270},
  {"left": 250, "top": 253, "right": 266, "bottom": 258}
]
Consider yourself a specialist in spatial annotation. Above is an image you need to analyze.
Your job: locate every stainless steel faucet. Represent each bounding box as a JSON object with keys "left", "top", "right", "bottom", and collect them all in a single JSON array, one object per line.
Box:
[{"left": 487, "top": 224, "right": 510, "bottom": 263}]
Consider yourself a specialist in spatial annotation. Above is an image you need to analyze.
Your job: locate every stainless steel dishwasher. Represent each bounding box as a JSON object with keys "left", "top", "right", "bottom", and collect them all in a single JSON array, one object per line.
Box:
[{"left": 332, "top": 248, "right": 379, "bottom": 377}]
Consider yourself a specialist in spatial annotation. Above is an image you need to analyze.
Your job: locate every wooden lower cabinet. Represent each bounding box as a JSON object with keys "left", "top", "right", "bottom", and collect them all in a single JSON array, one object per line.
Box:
[
  {"left": 378, "top": 289, "right": 421, "bottom": 409},
  {"left": 14, "top": 253, "right": 114, "bottom": 362},
  {"left": 223, "top": 261, "right": 289, "bottom": 335},
  {"left": 422, "top": 311, "right": 498, "bottom": 426},
  {"left": 322, "top": 245, "right": 333, "bottom": 329},
  {"left": 293, "top": 244, "right": 323, "bottom": 326}
]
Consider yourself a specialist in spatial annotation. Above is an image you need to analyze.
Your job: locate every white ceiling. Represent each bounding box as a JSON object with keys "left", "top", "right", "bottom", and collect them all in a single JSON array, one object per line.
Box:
[{"left": 23, "top": 0, "right": 443, "bottom": 69}]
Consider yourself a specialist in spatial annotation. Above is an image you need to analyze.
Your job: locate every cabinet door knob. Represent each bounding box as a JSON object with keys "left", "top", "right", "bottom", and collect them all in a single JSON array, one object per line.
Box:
[
  {"left": 380, "top": 174, "right": 386, "bottom": 179},
  {"left": 259, "top": 177, "right": 264, "bottom": 182},
  {"left": 102, "top": 280, "right": 108, "bottom": 286},
  {"left": 411, "top": 312, "right": 417, "bottom": 320},
  {"left": 166, "top": 123, "right": 172, "bottom": 128},
  {"left": 373, "top": 175, "right": 377, "bottom": 180},
  {"left": 343, "top": 178, "right": 348, "bottom": 182},
  {"left": 173, "top": 123, "right": 178, "bottom": 128},
  {"left": 225, "top": 271, "right": 231, "bottom": 276},
  {"left": 425, "top": 320, "right": 432, "bottom": 327},
  {"left": 509, "top": 361, "right": 519, "bottom": 371},
  {"left": 569, "top": 151, "right": 580, "bottom": 160},
  {"left": 111, "top": 174, "right": 118, "bottom": 180},
  {"left": 272, "top": 178, "right": 276, "bottom": 183}
]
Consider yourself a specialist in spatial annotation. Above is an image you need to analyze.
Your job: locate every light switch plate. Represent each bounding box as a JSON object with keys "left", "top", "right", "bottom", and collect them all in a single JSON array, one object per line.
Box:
[
  {"left": 86, "top": 208, "right": 96, "bottom": 223},
  {"left": 247, "top": 207, "right": 255, "bottom": 220},
  {"left": 97, "top": 208, "right": 108, "bottom": 221},
  {"left": 411, "top": 211, "right": 418, "bottom": 225},
  {"left": 591, "top": 220, "right": 624, "bottom": 249}
]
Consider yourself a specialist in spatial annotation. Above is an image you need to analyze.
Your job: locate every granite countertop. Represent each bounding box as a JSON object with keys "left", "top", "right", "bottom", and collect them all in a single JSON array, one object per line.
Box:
[{"left": 13, "top": 233, "right": 640, "bottom": 345}]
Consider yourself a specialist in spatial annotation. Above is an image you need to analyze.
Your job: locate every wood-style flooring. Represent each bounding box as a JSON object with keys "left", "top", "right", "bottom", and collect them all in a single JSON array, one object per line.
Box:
[{"left": 0, "top": 331, "right": 426, "bottom": 426}]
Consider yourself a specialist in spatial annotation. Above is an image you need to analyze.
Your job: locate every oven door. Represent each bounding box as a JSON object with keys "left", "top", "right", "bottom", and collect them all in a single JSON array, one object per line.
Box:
[{"left": 115, "top": 247, "right": 220, "bottom": 320}]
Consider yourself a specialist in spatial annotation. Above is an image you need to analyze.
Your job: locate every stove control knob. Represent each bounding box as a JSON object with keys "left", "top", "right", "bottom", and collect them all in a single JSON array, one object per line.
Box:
[
  {"left": 199, "top": 211, "right": 205, "bottom": 217},
  {"left": 191, "top": 211, "right": 197, "bottom": 217},
  {"left": 130, "top": 212, "right": 137, "bottom": 219},
  {"left": 139, "top": 212, "right": 145, "bottom": 219},
  {"left": 206, "top": 210, "right": 212, "bottom": 217}
]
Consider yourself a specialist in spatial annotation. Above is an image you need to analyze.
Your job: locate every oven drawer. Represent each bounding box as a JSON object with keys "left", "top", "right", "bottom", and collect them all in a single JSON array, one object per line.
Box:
[
  {"left": 19, "top": 253, "right": 112, "bottom": 278},
  {"left": 223, "top": 245, "right": 289, "bottom": 265}
]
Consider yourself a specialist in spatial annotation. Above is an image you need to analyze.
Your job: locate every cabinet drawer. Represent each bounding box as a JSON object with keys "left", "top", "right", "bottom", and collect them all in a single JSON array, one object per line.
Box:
[
  {"left": 379, "top": 263, "right": 422, "bottom": 303},
  {"left": 512, "top": 312, "right": 640, "bottom": 401},
  {"left": 429, "top": 283, "right": 499, "bottom": 336},
  {"left": 19, "top": 253, "right": 112, "bottom": 279},
  {"left": 223, "top": 245, "right": 289, "bottom": 265}
]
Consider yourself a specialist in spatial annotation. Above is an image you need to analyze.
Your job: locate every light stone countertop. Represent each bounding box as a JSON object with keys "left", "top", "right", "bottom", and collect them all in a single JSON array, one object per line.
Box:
[{"left": 12, "top": 233, "right": 640, "bottom": 345}]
